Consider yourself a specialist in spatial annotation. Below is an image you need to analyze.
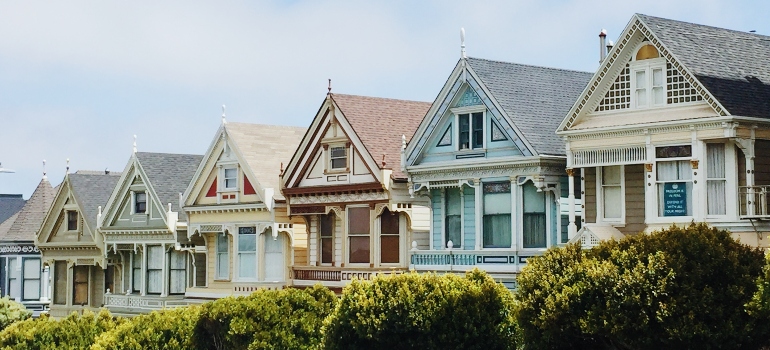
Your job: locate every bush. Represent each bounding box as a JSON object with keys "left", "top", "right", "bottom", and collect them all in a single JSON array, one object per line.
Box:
[
  {"left": 516, "top": 223, "right": 766, "bottom": 349},
  {"left": 322, "top": 269, "right": 519, "bottom": 350},
  {"left": 0, "top": 308, "right": 121, "bottom": 350},
  {"left": 0, "top": 298, "right": 31, "bottom": 331},
  {"left": 91, "top": 306, "right": 201, "bottom": 350},
  {"left": 193, "top": 285, "right": 337, "bottom": 350}
]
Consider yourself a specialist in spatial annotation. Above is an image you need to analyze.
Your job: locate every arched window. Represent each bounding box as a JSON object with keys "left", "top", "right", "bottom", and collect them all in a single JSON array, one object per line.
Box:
[{"left": 635, "top": 44, "right": 660, "bottom": 60}]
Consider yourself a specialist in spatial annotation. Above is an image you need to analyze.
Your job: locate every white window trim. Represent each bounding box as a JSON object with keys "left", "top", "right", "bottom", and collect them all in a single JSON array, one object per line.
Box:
[
  {"left": 596, "top": 165, "right": 626, "bottom": 225},
  {"left": 516, "top": 180, "right": 553, "bottom": 253},
  {"left": 234, "top": 226, "right": 259, "bottom": 282},
  {"left": 629, "top": 57, "right": 666, "bottom": 110},
  {"left": 221, "top": 166, "right": 239, "bottom": 192},
  {"left": 648, "top": 145, "right": 695, "bottom": 224},
  {"left": 451, "top": 106, "right": 486, "bottom": 152},
  {"left": 704, "top": 142, "right": 737, "bottom": 220},
  {"left": 345, "top": 205, "right": 372, "bottom": 267},
  {"left": 327, "top": 144, "right": 348, "bottom": 172},
  {"left": 66, "top": 209, "right": 80, "bottom": 232},
  {"left": 215, "top": 233, "right": 230, "bottom": 281},
  {"left": 132, "top": 191, "right": 148, "bottom": 215}
]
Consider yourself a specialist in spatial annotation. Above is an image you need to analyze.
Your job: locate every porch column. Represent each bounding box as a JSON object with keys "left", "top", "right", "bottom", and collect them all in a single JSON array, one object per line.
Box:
[
  {"left": 747, "top": 149, "right": 756, "bottom": 216},
  {"left": 566, "top": 168, "right": 577, "bottom": 239},
  {"left": 141, "top": 244, "right": 147, "bottom": 296},
  {"left": 474, "top": 179, "right": 482, "bottom": 250},
  {"left": 127, "top": 252, "right": 133, "bottom": 294},
  {"left": 160, "top": 243, "right": 169, "bottom": 297},
  {"left": 509, "top": 177, "right": 518, "bottom": 252}
]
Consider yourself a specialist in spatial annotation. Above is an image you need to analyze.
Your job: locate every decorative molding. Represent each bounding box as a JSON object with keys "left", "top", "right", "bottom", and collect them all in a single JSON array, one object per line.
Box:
[
  {"left": 290, "top": 191, "right": 389, "bottom": 205},
  {"left": 565, "top": 120, "right": 725, "bottom": 141},
  {"left": 326, "top": 206, "right": 343, "bottom": 218},
  {"left": 184, "top": 204, "right": 267, "bottom": 214},
  {"left": 0, "top": 244, "right": 40, "bottom": 254},
  {"left": 410, "top": 165, "right": 564, "bottom": 183}
]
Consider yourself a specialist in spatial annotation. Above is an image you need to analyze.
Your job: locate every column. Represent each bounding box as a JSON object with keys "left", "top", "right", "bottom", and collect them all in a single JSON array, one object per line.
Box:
[
  {"left": 141, "top": 244, "right": 147, "bottom": 296},
  {"left": 474, "top": 179, "right": 482, "bottom": 250},
  {"left": 567, "top": 169, "right": 577, "bottom": 239},
  {"left": 161, "top": 243, "right": 169, "bottom": 297},
  {"left": 127, "top": 252, "right": 133, "bottom": 294}
]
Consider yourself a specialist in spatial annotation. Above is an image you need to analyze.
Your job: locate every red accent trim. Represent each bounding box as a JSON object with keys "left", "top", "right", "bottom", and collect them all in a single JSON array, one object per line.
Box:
[
  {"left": 244, "top": 177, "right": 256, "bottom": 195},
  {"left": 206, "top": 177, "right": 217, "bottom": 197}
]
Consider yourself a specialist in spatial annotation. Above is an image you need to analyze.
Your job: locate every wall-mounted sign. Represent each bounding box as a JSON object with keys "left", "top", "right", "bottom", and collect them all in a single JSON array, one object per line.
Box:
[{"left": 663, "top": 182, "right": 688, "bottom": 216}]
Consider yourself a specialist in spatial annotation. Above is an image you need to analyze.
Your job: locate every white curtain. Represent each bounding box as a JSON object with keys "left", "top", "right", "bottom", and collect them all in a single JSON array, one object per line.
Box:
[
  {"left": 169, "top": 251, "right": 186, "bottom": 294},
  {"left": 22, "top": 258, "right": 41, "bottom": 301},
  {"left": 263, "top": 234, "right": 285, "bottom": 282},
  {"left": 146, "top": 246, "right": 163, "bottom": 294},
  {"left": 707, "top": 144, "right": 726, "bottom": 215},
  {"left": 216, "top": 234, "right": 229, "bottom": 279},
  {"left": 238, "top": 233, "right": 256, "bottom": 279},
  {"left": 483, "top": 190, "right": 512, "bottom": 248},
  {"left": 523, "top": 184, "right": 546, "bottom": 248}
]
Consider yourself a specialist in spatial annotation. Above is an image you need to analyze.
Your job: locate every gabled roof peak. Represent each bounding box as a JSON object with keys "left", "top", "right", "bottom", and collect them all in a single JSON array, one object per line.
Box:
[{"left": 635, "top": 13, "right": 770, "bottom": 39}]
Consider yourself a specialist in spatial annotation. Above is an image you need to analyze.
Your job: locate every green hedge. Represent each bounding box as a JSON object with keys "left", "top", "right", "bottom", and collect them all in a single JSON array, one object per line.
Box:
[
  {"left": 322, "top": 269, "right": 519, "bottom": 350},
  {"left": 0, "top": 309, "right": 121, "bottom": 350},
  {"left": 0, "top": 298, "right": 31, "bottom": 332},
  {"left": 92, "top": 306, "right": 200, "bottom": 350}
]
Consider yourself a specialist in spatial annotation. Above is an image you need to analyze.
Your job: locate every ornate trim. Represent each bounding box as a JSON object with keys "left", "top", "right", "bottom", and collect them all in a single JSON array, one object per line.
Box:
[
  {"left": 0, "top": 244, "right": 40, "bottom": 254},
  {"left": 410, "top": 165, "right": 564, "bottom": 183},
  {"left": 290, "top": 191, "right": 389, "bottom": 205}
]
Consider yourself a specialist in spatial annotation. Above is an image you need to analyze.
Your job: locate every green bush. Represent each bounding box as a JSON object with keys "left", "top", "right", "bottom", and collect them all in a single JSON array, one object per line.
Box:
[
  {"left": 322, "top": 269, "right": 519, "bottom": 350},
  {"left": 0, "top": 309, "right": 121, "bottom": 350},
  {"left": 0, "top": 298, "right": 31, "bottom": 331},
  {"left": 193, "top": 285, "right": 337, "bottom": 350},
  {"left": 516, "top": 223, "right": 766, "bottom": 349},
  {"left": 91, "top": 306, "right": 201, "bottom": 350}
]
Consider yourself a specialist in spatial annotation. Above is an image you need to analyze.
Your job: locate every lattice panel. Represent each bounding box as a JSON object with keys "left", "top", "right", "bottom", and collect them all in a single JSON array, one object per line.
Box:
[
  {"left": 667, "top": 62, "right": 703, "bottom": 104},
  {"left": 595, "top": 64, "right": 630, "bottom": 112}
]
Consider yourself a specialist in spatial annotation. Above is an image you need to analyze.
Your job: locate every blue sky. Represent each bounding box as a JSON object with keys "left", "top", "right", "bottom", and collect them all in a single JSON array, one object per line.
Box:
[{"left": 2, "top": 0, "right": 769, "bottom": 198}]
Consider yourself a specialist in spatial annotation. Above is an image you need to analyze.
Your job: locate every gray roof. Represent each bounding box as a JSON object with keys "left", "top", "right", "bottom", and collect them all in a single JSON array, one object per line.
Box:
[
  {"left": 0, "top": 194, "right": 25, "bottom": 225},
  {"left": 69, "top": 171, "right": 122, "bottom": 232},
  {"left": 2, "top": 179, "right": 55, "bottom": 242},
  {"left": 637, "top": 14, "right": 770, "bottom": 119},
  {"left": 467, "top": 57, "right": 592, "bottom": 156},
  {"left": 135, "top": 152, "right": 203, "bottom": 221}
]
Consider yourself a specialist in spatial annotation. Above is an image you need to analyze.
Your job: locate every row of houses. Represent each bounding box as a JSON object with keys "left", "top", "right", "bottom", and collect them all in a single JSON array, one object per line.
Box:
[{"left": 1, "top": 13, "right": 769, "bottom": 317}]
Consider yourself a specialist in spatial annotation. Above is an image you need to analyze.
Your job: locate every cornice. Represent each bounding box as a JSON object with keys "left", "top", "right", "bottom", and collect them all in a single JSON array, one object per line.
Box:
[{"left": 184, "top": 203, "right": 267, "bottom": 214}]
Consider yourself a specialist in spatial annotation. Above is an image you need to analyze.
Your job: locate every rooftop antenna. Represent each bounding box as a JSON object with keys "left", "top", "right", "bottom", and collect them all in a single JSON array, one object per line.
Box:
[
  {"left": 221, "top": 105, "right": 227, "bottom": 125},
  {"left": 42, "top": 160, "right": 47, "bottom": 180},
  {"left": 133, "top": 135, "right": 137, "bottom": 153},
  {"left": 0, "top": 162, "right": 14, "bottom": 174},
  {"left": 328, "top": 79, "right": 332, "bottom": 94},
  {"left": 750, "top": 30, "right": 757, "bottom": 33},
  {"left": 460, "top": 27, "right": 466, "bottom": 59}
]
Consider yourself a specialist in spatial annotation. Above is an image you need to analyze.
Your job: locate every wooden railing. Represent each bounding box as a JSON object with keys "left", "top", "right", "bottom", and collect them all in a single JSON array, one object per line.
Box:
[
  {"left": 740, "top": 186, "right": 770, "bottom": 219},
  {"left": 292, "top": 266, "right": 406, "bottom": 282}
]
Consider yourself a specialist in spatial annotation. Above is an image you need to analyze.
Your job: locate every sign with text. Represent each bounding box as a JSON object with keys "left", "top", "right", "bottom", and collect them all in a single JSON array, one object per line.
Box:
[{"left": 663, "top": 182, "right": 688, "bottom": 216}]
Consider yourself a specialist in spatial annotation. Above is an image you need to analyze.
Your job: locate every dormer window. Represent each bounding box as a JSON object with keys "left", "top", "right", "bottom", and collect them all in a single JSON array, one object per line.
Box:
[
  {"left": 631, "top": 43, "right": 665, "bottom": 109},
  {"left": 134, "top": 192, "right": 147, "bottom": 214},
  {"left": 67, "top": 211, "right": 78, "bottom": 231},
  {"left": 330, "top": 146, "right": 347, "bottom": 170},
  {"left": 223, "top": 167, "right": 237, "bottom": 190}
]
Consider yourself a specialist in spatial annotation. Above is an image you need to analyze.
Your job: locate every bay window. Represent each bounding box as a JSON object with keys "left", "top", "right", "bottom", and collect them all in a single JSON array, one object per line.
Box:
[
  {"left": 380, "top": 209, "right": 400, "bottom": 264},
  {"left": 238, "top": 227, "right": 257, "bottom": 279},
  {"left": 348, "top": 207, "right": 370, "bottom": 264},
  {"left": 656, "top": 145, "right": 693, "bottom": 217},
  {"left": 444, "top": 188, "right": 462, "bottom": 248},
  {"left": 523, "top": 183, "right": 546, "bottom": 248},
  {"left": 483, "top": 182, "right": 512, "bottom": 248}
]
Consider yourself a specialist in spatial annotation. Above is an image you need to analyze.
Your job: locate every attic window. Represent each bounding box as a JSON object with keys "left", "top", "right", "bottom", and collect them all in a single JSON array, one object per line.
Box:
[
  {"left": 67, "top": 211, "right": 78, "bottom": 231},
  {"left": 330, "top": 146, "right": 347, "bottom": 169},
  {"left": 224, "top": 167, "right": 237, "bottom": 189},
  {"left": 134, "top": 192, "right": 147, "bottom": 214},
  {"left": 635, "top": 44, "right": 659, "bottom": 60}
]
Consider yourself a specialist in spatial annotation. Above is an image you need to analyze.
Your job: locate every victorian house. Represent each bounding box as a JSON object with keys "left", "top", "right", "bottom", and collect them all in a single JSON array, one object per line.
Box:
[
  {"left": 281, "top": 93, "right": 431, "bottom": 291},
  {"left": 0, "top": 175, "right": 55, "bottom": 315},
  {"left": 182, "top": 120, "right": 306, "bottom": 299},
  {"left": 99, "top": 151, "right": 202, "bottom": 315},
  {"left": 558, "top": 14, "right": 770, "bottom": 248},
  {"left": 403, "top": 48, "right": 592, "bottom": 288},
  {"left": 36, "top": 170, "right": 120, "bottom": 317}
]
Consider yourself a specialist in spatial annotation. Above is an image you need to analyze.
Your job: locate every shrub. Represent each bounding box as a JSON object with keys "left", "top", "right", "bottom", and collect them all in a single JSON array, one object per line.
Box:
[
  {"left": 0, "top": 298, "right": 31, "bottom": 331},
  {"left": 193, "top": 284, "right": 337, "bottom": 350},
  {"left": 91, "top": 306, "right": 201, "bottom": 350},
  {"left": 516, "top": 223, "right": 766, "bottom": 349},
  {"left": 322, "top": 269, "right": 519, "bottom": 350},
  {"left": 0, "top": 308, "right": 121, "bottom": 350}
]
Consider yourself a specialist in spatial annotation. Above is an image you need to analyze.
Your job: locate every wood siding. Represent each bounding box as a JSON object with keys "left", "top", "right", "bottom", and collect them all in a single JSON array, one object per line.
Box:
[
  {"left": 463, "top": 186, "right": 476, "bottom": 249},
  {"left": 584, "top": 167, "right": 597, "bottom": 224},
  {"left": 620, "top": 164, "right": 646, "bottom": 235},
  {"left": 755, "top": 140, "right": 770, "bottom": 186}
]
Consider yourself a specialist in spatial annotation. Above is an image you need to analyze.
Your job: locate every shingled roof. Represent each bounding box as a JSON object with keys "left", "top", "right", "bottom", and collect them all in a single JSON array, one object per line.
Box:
[
  {"left": 135, "top": 152, "right": 203, "bottom": 221},
  {"left": 637, "top": 14, "right": 770, "bottom": 119},
  {"left": 225, "top": 122, "right": 307, "bottom": 201},
  {"left": 69, "top": 171, "right": 122, "bottom": 232},
  {"left": 466, "top": 57, "right": 593, "bottom": 156},
  {"left": 331, "top": 94, "right": 431, "bottom": 179},
  {"left": 0, "top": 194, "right": 25, "bottom": 225},
  {"left": 2, "top": 178, "right": 55, "bottom": 242}
]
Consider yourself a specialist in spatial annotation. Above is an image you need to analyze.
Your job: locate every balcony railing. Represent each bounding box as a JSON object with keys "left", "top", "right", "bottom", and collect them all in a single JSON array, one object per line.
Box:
[
  {"left": 291, "top": 266, "right": 406, "bottom": 285},
  {"left": 103, "top": 293, "right": 189, "bottom": 311},
  {"left": 410, "top": 249, "right": 543, "bottom": 274},
  {"left": 740, "top": 186, "right": 770, "bottom": 219}
]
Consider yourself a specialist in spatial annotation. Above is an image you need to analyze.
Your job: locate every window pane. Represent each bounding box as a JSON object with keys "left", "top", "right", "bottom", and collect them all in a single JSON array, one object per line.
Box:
[
  {"left": 147, "top": 270, "right": 162, "bottom": 294},
  {"left": 380, "top": 211, "right": 399, "bottom": 235},
  {"left": 23, "top": 280, "right": 40, "bottom": 301},
  {"left": 483, "top": 214, "right": 511, "bottom": 248},
  {"left": 636, "top": 70, "right": 647, "bottom": 88},
  {"left": 224, "top": 168, "right": 236, "bottom": 179},
  {"left": 707, "top": 144, "right": 726, "bottom": 216},
  {"left": 320, "top": 214, "right": 334, "bottom": 237},
  {"left": 472, "top": 112, "right": 483, "bottom": 149},
  {"left": 321, "top": 238, "right": 333, "bottom": 264},
  {"left": 170, "top": 251, "right": 186, "bottom": 269},
  {"left": 658, "top": 182, "right": 692, "bottom": 216},
  {"left": 217, "top": 253, "right": 229, "bottom": 279},
  {"left": 349, "top": 236, "right": 370, "bottom": 263},
  {"left": 217, "top": 234, "right": 228, "bottom": 253},
  {"left": 133, "top": 268, "right": 142, "bottom": 292},
  {"left": 708, "top": 180, "right": 726, "bottom": 215},
  {"left": 169, "top": 271, "right": 186, "bottom": 294},
  {"left": 602, "top": 166, "right": 621, "bottom": 185},
  {"left": 238, "top": 253, "right": 256, "bottom": 278},
  {"left": 445, "top": 188, "right": 461, "bottom": 215},
  {"left": 238, "top": 234, "right": 256, "bottom": 252},
  {"left": 380, "top": 236, "right": 399, "bottom": 263},
  {"left": 348, "top": 207, "right": 370, "bottom": 235},
  {"left": 54, "top": 261, "right": 67, "bottom": 305},
  {"left": 523, "top": 184, "right": 545, "bottom": 213},
  {"left": 707, "top": 144, "right": 726, "bottom": 178},
  {"left": 657, "top": 160, "right": 691, "bottom": 181},
  {"left": 23, "top": 259, "right": 40, "bottom": 276},
  {"left": 603, "top": 186, "right": 622, "bottom": 218},
  {"left": 484, "top": 192, "right": 512, "bottom": 214},
  {"left": 523, "top": 213, "right": 546, "bottom": 248},
  {"left": 73, "top": 266, "right": 89, "bottom": 305},
  {"left": 445, "top": 215, "right": 462, "bottom": 248},
  {"left": 459, "top": 114, "right": 470, "bottom": 149},
  {"left": 147, "top": 246, "right": 163, "bottom": 269},
  {"left": 652, "top": 68, "right": 663, "bottom": 86},
  {"left": 68, "top": 211, "right": 78, "bottom": 231}
]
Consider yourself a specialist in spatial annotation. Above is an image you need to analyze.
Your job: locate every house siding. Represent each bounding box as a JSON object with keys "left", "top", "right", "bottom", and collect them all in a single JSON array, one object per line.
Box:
[
  {"left": 584, "top": 167, "right": 597, "bottom": 224},
  {"left": 621, "top": 164, "right": 646, "bottom": 235},
  {"left": 463, "top": 186, "right": 475, "bottom": 250},
  {"left": 431, "top": 189, "right": 442, "bottom": 249}
]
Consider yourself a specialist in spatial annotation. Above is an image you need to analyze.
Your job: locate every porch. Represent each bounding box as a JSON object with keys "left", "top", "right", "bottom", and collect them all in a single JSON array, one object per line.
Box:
[
  {"left": 291, "top": 266, "right": 407, "bottom": 288},
  {"left": 103, "top": 293, "right": 195, "bottom": 315},
  {"left": 409, "top": 249, "right": 543, "bottom": 274}
]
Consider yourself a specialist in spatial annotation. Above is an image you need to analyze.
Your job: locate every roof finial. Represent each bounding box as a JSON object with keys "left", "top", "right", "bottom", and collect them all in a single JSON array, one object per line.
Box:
[
  {"left": 66, "top": 158, "right": 70, "bottom": 173},
  {"left": 42, "top": 159, "right": 47, "bottom": 180},
  {"left": 328, "top": 79, "right": 332, "bottom": 94},
  {"left": 460, "top": 27, "right": 466, "bottom": 59},
  {"left": 221, "top": 105, "right": 227, "bottom": 124},
  {"left": 280, "top": 162, "right": 285, "bottom": 176},
  {"left": 401, "top": 135, "right": 407, "bottom": 150},
  {"left": 133, "top": 135, "right": 137, "bottom": 153},
  {"left": 382, "top": 154, "right": 387, "bottom": 167}
]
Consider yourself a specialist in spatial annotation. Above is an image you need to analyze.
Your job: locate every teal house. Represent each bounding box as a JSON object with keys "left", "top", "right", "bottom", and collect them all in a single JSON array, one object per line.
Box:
[{"left": 403, "top": 40, "right": 592, "bottom": 287}]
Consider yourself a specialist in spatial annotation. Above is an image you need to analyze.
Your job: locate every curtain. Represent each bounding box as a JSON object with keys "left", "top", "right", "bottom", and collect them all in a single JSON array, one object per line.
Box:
[
  {"left": 523, "top": 184, "right": 546, "bottom": 248},
  {"left": 238, "top": 232, "right": 256, "bottom": 279},
  {"left": 22, "top": 258, "right": 41, "bottom": 301},
  {"left": 483, "top": 214, "right": 511, "bottom": 248},
  {"left": 445, "top": 188, "right": 462, "bottom": 248},
  {"left": 169, "top": 251, "right": 186, "bottom": 294},
  {"left": 707, "top": 144, "right": 726, "bottom": 215},
  {"left": 146, "top": 246, "right": 163, "bottom": 294},
  {"left": 216, "top": 234, "right": 229, "bottom": 279},
  {"left": 132, "top": 251, "right": 142, "bottom": 292}
]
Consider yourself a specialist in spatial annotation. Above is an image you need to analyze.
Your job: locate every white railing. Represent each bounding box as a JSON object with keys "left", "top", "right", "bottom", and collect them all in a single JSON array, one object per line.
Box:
[
  {"left": 740, "top": 186, "right": 770, "bottom": 218},
  {"left": 572, "top": 146, "right": 647, "bottom": 167},
  {"left": 410, "top": 249, "right": 536, "bottom": 274},
  {"left": 103, "top": 293, "right": 188, "bottom": 310}
]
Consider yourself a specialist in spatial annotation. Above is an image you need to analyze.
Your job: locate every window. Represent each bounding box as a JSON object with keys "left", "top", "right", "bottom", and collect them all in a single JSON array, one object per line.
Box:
[
  {"left": 169, "top": 250, "right": 186, "bottom": 294},
  {"left": 656, "top": 146, "right": 693, "bottom": 217},
  {"left": 67, "top": 211, "right": 78, "bottom": 231},
  {"left": 22, "top": 258, "right": 41, "bottom": 301},
  {"left": 483, "top": 182, "right": 512, "bottom": 248},
  {"left": 601, "top": 166, "right": 623, "bottom": 220},
  {"left": 216, "top": 234, "right": 229, "bottom": 280},
  {"left": 560, "top": 175, "right": 583, "bottom": 244},
  {"left": 7, "top": 258, "right": 18, "bottom": 300},
  {"left": 330, "top": 146, "right": 347, "bottom": 170},
  {"left": 631, "top": 44, "right": 665, "bottom": 109},
  {"left": 73, "top": 265, "right": 89, "bottom": 305},
  {"left": 380, "top": 209, "right": 400, "bottom": 264},
  {"left": 132, "top": 251, "right": 142, "bottom": 293},
  {"left": 458, "top": 112, "right": 484, "bottom": 150},
  {"left": 134, "top": 192, "right": 147, "bottom": 214},
  {"left": 104, "top": 265, "right": 114, "bottom": 295},
  {"left": 146, "top": 245, "right": 163, "bottom": 294},
  {"left": 444, "top": 188, "right": 462, "bottom": 248},
  {"left": 348, "top": 207, "right": 370, "bottom": 264},
  {"left": 238, "top": 227, "right": 257, "bottom": 279},
  {"left": 54, "top": 261, "right": 67, "bottom": 305},
  {"left": 320, "top": 214, "right": 335, "bottom": 264},
  {"left": 707, "top": 144, "right": 726, "bottom": 216},
  {"left": 224, "top": 167, "right": 237, "bottom": 189},
  {"left": 523, "top": 183, "right": 546, "bottom": 248}
]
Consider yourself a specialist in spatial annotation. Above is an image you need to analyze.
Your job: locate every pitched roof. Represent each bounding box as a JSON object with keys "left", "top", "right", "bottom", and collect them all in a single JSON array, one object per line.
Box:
[
  {"left": 224, "top": 122, "right": 307, "bottom": 200},
  {"left": 2, "top": 179, "right": 55, "bottom": 242},
  {"left": 0, "top": 194, "right": 25, "bottom": 225},
  {"left": 637, "top": 14, "right": 770, "bottom": 119},
  {"left": 69, "top": 171, "right": 122, "bottom": 232},
  {"left": 466, "top": 57, "right": 593, "bottom": 156},
  {"left": 0, "top": 213, "right": 19, "bottom": 241},
  {"left": 331, "top": 94, "right": 431, "bottom": 179},
  {"left": 135, "top": 152, "right": 203, "bottom": 221}
]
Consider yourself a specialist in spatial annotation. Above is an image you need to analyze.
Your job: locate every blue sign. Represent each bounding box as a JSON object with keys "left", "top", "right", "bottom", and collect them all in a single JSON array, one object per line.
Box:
[{"left": 663, "top": 182, "right": 688, "bottom": 216}]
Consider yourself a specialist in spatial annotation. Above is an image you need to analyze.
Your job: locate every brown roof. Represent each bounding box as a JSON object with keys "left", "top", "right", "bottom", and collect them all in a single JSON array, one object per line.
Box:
[
  {"left": 330, "top": 94, "right": 431, "bottom": 180},
  {"left": 2, "top": 178, "right": 56, "bottom": 242}
]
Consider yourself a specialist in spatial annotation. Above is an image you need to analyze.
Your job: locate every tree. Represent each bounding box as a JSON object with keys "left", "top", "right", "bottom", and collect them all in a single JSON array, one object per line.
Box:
[
  {"left": 0, "top": 297, "right": 31, "bottom": 331},
  {"left": 91, "top": 306, "right": 200, "bottom": 350}
]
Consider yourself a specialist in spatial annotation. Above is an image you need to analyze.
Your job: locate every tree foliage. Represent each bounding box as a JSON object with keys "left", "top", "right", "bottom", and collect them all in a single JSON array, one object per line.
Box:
[
  {"left": 516, "top": 223, "right": 766, "bottom": 349},
  {"left": 322, "top": 269, "right": 519, "bottom": 350},
  {"left": 0, "top": 309, "right": 121, "bottom": 350},
  {"left": 0, "top": 298, "right": 31, "bottom": 332},
  {"left": 91, "top": 306, "right": 200, "bottom": 350}
]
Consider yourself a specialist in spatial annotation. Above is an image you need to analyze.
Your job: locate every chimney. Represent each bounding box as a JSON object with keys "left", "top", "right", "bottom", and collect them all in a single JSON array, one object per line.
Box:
[
  {"left": 599, "top": 29, "right": 607, "bottom": 63},
  {"left": 606, "top": 40, "right": 614, "bottom": 56}
]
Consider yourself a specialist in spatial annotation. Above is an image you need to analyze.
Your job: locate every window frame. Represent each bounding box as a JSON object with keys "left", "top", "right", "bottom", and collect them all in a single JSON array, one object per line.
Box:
[
  {"left": 346, "top": 206, "right": 371, "bottom": 265},
  {"left": 520, "top": 181, "right": 550, "bottom": 250},
  {"left": 319, "top": 213, "right": 335, "bottom": 266},
  {"left": 652, "top": 144, "right": 694, "bottom": 221},
  {"left": 597, "top": 165, "right": 625, "bottom": 224},
  {"left": 67, "top": 210, "right": 79, "bottom": 232},
  {"left": 215, "top": 233, "right": 230, "bottom": 281},
  {"left": 329, "top": 145, "right": 348, "bottom": 171},
  {"left": 53, "top": 261, "right": 67, "bottom": 305},
  {"left": 134, "top": 192, "right": 147, "bottom": 214},
  {"left": 132, "top": 250, "right": 142, "bottom": 293},
  {"left": 236, "top": 226, "right": 257, "bottom": 281},
  {"left": 21, "top": 258, "right": 41, "bottom": 301},
  {"left": 451, "top": 106, "right": 486, "bottom": 152},
  {"left": 443, "top": 187, "right": 463, "bottom": 249},
  {"left": 378, "top": 209, "right": 401, "bottom": 265},
  {"left": 145, "top": 245, "right": 164, "bottom": 295},
  {"left": 222, "top": 166, "right": 238, "bottom": 191},
  {"left": 629, "top": 55, "right": 666, "bottom": 110},
  {"left": 72, "top": 265, "right": 89, "bottom": 306},
  {"left": 482, "top": 181, "right": 513, "bottom": 249},
  {"left": 169, "top": 250, "right": 187, "bottom": 295}
]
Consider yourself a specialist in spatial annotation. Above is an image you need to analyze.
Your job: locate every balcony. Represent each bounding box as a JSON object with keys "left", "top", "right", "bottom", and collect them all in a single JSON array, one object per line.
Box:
[
  {"left": 740, "top": 186, "right": 770, "bottom": 219},
  {"left": 291, "top": 266, "right": 406, "bottom": 288}
]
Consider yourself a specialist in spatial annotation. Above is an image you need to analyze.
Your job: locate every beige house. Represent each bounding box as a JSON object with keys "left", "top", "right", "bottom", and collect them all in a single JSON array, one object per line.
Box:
[
  {"left": 182, "top": 120, "right": 306, "bottom": 299},
  {"left": 281, "top": 93, "right": 432, "bottom": 291},
  {"left": 558, "top": 14, "right": 770, "bottom": 247},
  {"left": 36, "top": 170, "right": 120, "bottom": 317}
]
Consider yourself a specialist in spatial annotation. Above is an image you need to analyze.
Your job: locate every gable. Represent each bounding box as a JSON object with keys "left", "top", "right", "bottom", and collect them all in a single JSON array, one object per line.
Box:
[
  {"left": 37, "top": 179, "right": 94, "bottom": 245},
  {"left": 104, "top": 172, "right": 166, "bottom": 229},
  {"left": 559, "top": 15, "right": 727, "bottom": 133}
]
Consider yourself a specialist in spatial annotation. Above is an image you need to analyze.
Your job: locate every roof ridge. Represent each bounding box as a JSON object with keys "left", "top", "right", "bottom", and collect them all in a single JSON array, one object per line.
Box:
[
  {"left": 466, "top": 56, "right": 593, "bottom": 75},
  {"left": 636, "top": 13, "right": 770, "bottom": 39},
  {"left": 225, "top": 121, "right": 306, "bottom": 129},
  {"left": 136, "top": 151, "right": 203, "bottom": 157},
  {"left": 72, "top": 170, "right": 123, "bottom": 176},
  {"left": 330, "top": 93, "right": 431, "bottom": 105}
]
